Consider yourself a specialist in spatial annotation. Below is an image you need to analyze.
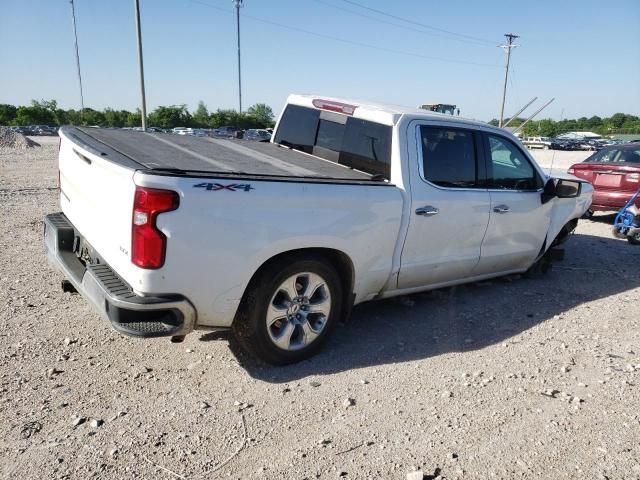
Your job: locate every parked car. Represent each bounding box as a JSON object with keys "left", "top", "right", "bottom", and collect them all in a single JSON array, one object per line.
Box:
[
  {"left": 568, "top": 144, "right": 640, "bottom": 217},
  {"left": 522, "top": 136, "right": 553, "bottom": 149},
  {"left": 29, "top": 125, "right": 58, "bottom": 135},
  {"left": 44, "top": 94, "right": 591, "bottom": 364},
  {"left": 244, "top": 128, "right": 271, "bottom": 142},
  {"left": 213, "top": 126, "right": 242, "bottom": 138},
  {"left": 245, "top": 129, "right": 271, "bottom": 142},
  {"left": 13, "top": 126, "right": 34, "bottom": 135},
  {"left": 172, "top": 127, "right": 191, "bottom": 135},
  {"left": 546, "top": 138, "right": 571, "bottom": 150}
]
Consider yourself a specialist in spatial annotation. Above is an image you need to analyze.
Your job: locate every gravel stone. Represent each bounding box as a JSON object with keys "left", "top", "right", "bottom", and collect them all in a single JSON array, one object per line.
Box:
[{"left": 1, "top": 142, "right": 638, "bottom": 478}]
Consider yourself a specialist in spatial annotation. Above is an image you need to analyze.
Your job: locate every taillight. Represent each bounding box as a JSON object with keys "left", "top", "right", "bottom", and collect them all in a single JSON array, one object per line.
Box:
[
  {"left": 131, "top": 187, "right": 179, "bottom": 269},
  {"left": 627, "top": 172, "right": 639, "bottom": 183},
  {"left": 568, "top": 168, "right": 575, "bottom": 174}
]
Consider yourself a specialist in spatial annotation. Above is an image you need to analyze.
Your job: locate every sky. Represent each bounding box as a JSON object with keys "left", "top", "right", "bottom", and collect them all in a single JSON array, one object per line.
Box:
[{"left": 1, "top": 0, "right": 639, "bottom": 122}]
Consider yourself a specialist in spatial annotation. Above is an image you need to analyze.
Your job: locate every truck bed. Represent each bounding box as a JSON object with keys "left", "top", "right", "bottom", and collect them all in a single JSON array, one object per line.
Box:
[{"left": 64, "top": 126, "right": 380, "bottom": 183}]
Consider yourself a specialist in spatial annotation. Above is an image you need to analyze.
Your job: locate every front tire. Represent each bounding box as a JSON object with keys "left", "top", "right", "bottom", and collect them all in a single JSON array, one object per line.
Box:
[
  {"left": 581, "top": 209, "right": 594, "bottom": 220},
  {"left": 232, "top": 256, "right": 343, "bottom": 365}
]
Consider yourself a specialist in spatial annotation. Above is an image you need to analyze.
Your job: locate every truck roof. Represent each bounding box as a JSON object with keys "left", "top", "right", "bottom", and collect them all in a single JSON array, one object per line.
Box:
[{"left": 287, "top": 94, "right": 488, "bottom": 130}]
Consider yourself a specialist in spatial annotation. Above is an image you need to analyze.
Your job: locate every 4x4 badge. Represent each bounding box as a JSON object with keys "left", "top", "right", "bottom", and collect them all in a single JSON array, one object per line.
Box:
[{"left": 193, "top": 182, "right": 254, "bottom": 192}]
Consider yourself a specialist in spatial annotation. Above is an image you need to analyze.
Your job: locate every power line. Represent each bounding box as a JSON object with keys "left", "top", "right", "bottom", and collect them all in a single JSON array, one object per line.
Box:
[
  {"left": 186, "top": 0, "right": 500, "bottom": 68},
  {"left": 311, "top": 0, "right": 494, "bottom": 48},
  {"left": 339, "top": 0, "right": 499, "bottom": 46}
]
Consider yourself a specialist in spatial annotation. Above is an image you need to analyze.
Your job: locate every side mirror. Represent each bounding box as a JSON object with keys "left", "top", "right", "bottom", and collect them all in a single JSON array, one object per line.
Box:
[
  {"left": 555, "top": 178, "right": 582, "bottom": 198},
  {"left": 541, "top": 178, "right": 556, "bottom": 204},
  {"left": 541, "top": 178, "right": 582, "bottom": 203}
]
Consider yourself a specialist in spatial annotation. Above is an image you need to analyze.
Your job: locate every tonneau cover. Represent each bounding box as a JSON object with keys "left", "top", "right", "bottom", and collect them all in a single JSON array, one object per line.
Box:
[{"left": 70, "top": 127, "right": 375, "bottom": 181}]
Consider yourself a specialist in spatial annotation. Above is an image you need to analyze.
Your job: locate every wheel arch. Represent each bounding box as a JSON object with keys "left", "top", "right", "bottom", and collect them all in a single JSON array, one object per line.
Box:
[{"left": 236, "top": 247, "right": 356, "bottom": 323}]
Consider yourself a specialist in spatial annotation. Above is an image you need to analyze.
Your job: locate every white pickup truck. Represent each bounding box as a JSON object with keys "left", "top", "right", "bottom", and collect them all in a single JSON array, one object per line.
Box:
[{"left": 45, "top": 94, "right": 592, "bottom": 364}]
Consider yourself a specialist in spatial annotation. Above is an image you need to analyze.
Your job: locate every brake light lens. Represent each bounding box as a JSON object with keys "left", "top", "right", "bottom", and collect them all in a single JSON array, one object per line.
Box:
[
  {"left": 312, "top": 99, "right": 357, "bottom": 115},
  {"left": 131, "top": 187, "right": 179, "bottom": 269}
]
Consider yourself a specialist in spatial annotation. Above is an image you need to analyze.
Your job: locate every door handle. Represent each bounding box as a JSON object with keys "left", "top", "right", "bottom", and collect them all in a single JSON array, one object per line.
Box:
[
  {"left": 415, "top": 206, "right": 439, "bottom": 216},
  {"left": 493, "top": 204, "right": 510, "bottom": 214}
]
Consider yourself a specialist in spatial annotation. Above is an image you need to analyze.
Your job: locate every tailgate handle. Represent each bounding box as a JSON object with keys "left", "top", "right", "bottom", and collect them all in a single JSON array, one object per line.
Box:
[{"left": 73, "top": 149, "right": 92, "bottom": 165}]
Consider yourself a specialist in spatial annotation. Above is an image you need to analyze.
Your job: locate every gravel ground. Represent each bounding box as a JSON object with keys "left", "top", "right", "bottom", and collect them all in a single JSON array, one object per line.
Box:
[{"left": 1, "top": 137, "right": 639, "bottom": 480}]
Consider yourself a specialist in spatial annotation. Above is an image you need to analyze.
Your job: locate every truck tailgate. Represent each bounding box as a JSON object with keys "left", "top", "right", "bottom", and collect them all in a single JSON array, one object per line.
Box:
[{"left": 58, "top": 128, "right": 138, "bottom": 284}]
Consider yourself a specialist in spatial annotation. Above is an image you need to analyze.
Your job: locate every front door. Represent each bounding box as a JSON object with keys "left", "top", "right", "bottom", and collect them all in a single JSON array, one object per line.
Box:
[
  {"left": 398, "top": 124, "right": 491, "bottom": 289},
  {"left": 473, "top": 133, "right": 552, "bottom": 274}
]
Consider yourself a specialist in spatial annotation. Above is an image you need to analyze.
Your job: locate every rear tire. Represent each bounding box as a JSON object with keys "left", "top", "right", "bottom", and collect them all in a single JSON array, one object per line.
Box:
[
  {"left": 232, "top": 255, "right": 343, "bottom": 365},
  {"left": 628, "top": 233, "right": 640, "bottom": 245}
]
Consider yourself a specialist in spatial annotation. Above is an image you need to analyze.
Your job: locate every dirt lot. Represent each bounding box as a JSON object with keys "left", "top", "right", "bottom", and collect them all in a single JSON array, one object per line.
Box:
[{"left": 1, "top": 138, "right": 639, "bottom": 480}]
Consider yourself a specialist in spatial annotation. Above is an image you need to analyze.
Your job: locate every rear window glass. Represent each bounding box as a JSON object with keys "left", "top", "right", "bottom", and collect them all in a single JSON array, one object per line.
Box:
[
  {"left": 420, "top": 126, "right": 478, "bottom": 188},
  {"left": 274, "top": 105, "right": 320, "bottom": 154},
  {"left": 587, "top": 148, "right": 640, "bottom": 164},
  {"left": 274, "top": 105, "right": 392, "bottom": 178}
]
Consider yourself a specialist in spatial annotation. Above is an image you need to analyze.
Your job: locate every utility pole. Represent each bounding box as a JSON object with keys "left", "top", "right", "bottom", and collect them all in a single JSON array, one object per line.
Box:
[
  {"left": 69, "top": 0, "right": 85, "bottom": 119},
  {"left": 233, "top": 0, "right": 244, "bottom": 113},
  {"left": 498, "top": 33, "right": 519, "bottom": 128},
  {"left": 134, "top": 0, "right": 147, "bottom": 130}
]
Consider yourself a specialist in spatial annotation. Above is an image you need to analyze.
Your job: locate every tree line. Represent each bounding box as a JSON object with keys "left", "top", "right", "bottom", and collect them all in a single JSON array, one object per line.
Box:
[
  {"left": 3, "top": 99, "right": 638, "bottom": 136},
  {"left": 0, "top": 100, "right": 276, "bottom": 129},
  {"left": 488, "top": 113, "right": 640, "bottom": 137}
]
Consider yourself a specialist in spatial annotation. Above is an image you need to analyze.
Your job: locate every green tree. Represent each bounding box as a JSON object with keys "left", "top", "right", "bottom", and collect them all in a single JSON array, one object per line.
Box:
[
  {"left": 103, "top": 108, "right": 131, "bottom": 128},
  {"left": 586, "top": 116, "right": 602, "bottom": 129},
  {"left": 147, "top": 105, "right": 191, "bottom": 128},
  {"left": 13, "top": 100, "right": 56, "bottom": 125},
  {"left": 192, "top": 101, "right": 210, "bottom": 127},
  {"left": 609, "top": 113, "right": 627, "bottom": 129},
  {"left": 210, "top": 109, "right": 237, "bottom": 128},
  {"left": 0, "top": 104, "right": 17, "bottom": 125},
  {"left": 81, "top": 108, "right": 106, "bottom": 126},
  {"left": 246, "top": 103, "right": 275, "bottom": 127},
  {"left": 126, "top": 110, "right": 142, "bottom": 128}
]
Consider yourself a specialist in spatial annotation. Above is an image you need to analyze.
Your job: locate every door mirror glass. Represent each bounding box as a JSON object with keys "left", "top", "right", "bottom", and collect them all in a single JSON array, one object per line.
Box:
[{"left": 555, "top": 179, "right": 581, "bottom": 198}]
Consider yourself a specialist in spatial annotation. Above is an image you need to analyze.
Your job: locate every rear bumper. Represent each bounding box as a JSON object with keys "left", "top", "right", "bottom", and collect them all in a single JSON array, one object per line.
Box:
[
  {"left": 44, "top": 212, "right": 196, "bottom": 338},
  {"left": 591, "top": 190, "right": 640, "bottom": 211}
]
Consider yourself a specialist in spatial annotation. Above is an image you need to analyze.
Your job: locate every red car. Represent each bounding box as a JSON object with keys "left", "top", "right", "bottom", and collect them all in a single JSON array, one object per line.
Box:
[{"left": 568, "top": 144, "right": 640, "bottom": 216}]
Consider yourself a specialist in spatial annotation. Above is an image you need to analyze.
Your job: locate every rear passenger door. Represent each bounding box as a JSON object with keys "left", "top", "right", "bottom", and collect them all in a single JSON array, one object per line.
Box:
[
  {"left": 398, "top": 124, "right": 491, "bottom": 289},
  {"left": 473, "top": 133, "right": 552, "bottom": 275}
]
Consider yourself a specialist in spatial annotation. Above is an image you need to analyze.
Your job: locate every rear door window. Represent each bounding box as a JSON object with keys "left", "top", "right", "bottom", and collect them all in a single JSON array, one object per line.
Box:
[
  {"left": 419, "top": 126, "right": 480, "bottom": 188},
  {"left": 274, "top": 105, "right": 392, "bottom": 178}
]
